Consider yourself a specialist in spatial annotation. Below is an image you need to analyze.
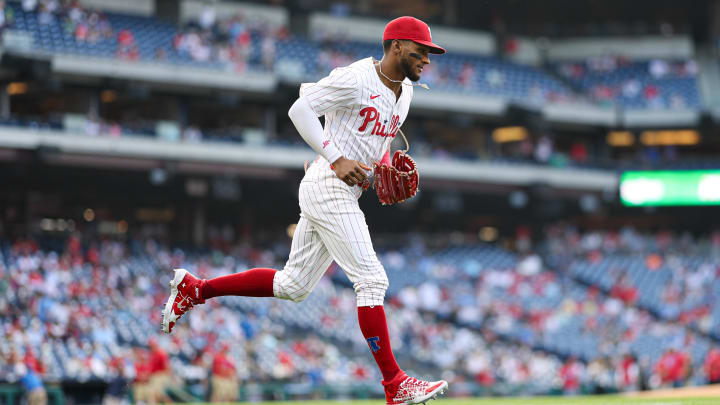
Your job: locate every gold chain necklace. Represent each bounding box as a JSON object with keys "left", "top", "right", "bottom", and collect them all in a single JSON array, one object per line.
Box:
[{"left": 376, "top": 59, "right": 430, "bottom": 90}]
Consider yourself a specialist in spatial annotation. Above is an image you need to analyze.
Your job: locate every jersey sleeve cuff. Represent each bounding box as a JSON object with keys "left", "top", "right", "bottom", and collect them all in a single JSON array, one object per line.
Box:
[{"left": 323, "top": 145, "right": 343, "bottom": 165}]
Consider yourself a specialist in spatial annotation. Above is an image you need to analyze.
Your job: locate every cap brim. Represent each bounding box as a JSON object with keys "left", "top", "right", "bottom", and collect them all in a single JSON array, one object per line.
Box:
[{"left": 412, "top": 39, "right": 446, "bottom": 54}]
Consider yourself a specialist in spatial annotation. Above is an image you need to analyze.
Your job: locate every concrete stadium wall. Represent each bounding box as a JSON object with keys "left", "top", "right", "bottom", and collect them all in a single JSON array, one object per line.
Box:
[
  {"left": 308, "top": 13, "right": 496, "bottom": 55},
  {"left": 547, "top": 36, "right": 694, "bottom": 60},
  {"left": 78, "top": 0, "right": 155, "bottom": 16}
]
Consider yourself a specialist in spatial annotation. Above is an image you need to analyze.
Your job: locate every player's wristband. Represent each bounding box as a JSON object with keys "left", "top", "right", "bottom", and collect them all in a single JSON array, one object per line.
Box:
[{"left": 380, "top": 150, "right": 391, "bottom": 166}]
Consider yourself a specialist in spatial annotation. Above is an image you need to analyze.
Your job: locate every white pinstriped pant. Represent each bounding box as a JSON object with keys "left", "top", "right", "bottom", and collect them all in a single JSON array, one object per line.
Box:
[{"left": 273, "top": 161, "right": 389, "bottom": 307}]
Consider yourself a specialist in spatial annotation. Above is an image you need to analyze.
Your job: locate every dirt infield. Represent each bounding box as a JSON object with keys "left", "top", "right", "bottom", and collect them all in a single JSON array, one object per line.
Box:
[{"left": 626, "top": 383, "right": 720, "bottom": 398}]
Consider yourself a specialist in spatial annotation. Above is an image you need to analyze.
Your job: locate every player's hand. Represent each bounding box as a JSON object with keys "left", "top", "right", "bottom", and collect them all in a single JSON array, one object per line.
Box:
[{"left": 331, "top": 157, "right": 371, "bottom": 187}]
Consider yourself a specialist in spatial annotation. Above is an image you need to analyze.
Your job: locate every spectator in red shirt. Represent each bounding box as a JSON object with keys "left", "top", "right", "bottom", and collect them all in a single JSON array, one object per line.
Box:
[
  {"left": 474, "top": 369, "right": 495, "bottom": 387},
  {"left": 618, "top": 354, "right": 639, "bottom": 391},
  {"left": 559, "top": 356, "right": 583, "bottom": 394},
  {"left": 350, "top": 363, "right": 370, "bottom": 380},
  {"left": 148, "top": 338, "right": 172, "bottom": 403},
  {"left": 74, "top": 23, "right": 88, "bottom": 41},
  {"left": 117, "top": 29, "right": 134, "bottom": 46},
  {"left": 655, "top": 348, "right": 690, "bottom": 387},
  {"left": 704, "top": 348, "right": 720, "bottom": 384},
  {"left": 116, "top": 29, "right": 139, "bottom": 61},
  {"left": 610, "top": 274, "right": 638, "bottom": 306},
  {"left": 643, "top": 84, "right": 659, "bottom": 100},
  {"left": 210, "top": 343, "right": 238, "bottom": 402},
  {"left": 458, "top": 62, "right": 475, "bottom": 86},
  {"left": 570, "top": 142, "right": 588, "bottom": 163},
  {"left": 133, "top": 348, "right": 151, "bottom": 404},
  {"left": 23, "top": 346, "right": 45, "bottom": 375}
]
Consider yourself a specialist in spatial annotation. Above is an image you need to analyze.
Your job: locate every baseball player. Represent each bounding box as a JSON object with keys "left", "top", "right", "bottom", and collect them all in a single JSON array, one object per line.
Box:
[{"left": 162, "top": 16, "right": 447, "bottom": 404}]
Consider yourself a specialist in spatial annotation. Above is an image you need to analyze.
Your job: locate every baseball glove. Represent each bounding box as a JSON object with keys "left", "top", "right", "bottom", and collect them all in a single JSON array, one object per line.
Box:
[{"left": 373, "top": 130, "right": 419, "bottom": 205}]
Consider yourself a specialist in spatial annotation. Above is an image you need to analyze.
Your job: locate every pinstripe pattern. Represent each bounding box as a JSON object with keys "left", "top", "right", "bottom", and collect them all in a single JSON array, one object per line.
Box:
[
  {"left": 274, "top": 57, "right": 413, "bottom": 307},
  {"left": 300, "top": 57, "right": 413, "bottom": 171},
  {"left": 273, "top": 214, "right": 333, "bottom": 303}
]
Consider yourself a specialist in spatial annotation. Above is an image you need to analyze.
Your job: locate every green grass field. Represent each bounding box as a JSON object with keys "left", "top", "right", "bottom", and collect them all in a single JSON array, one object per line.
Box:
[{"left": 235, "top": 397, "right": 720, "bottom": 405}]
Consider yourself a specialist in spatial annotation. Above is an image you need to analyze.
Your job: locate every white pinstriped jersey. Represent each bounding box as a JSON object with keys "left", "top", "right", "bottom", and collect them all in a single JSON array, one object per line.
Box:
[
  {"left": 300, "top": 57, "right": 413, "bottom": 171},
  {"left": 272, "top": 57, "right": 412, "bottom": 307}
]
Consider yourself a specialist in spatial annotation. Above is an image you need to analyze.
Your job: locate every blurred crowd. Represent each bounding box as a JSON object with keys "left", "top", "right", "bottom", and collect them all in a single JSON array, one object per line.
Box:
[
  {"left": 0, "top": 0, "right": 672, "bottom": 110},
  {"left": 172, "top": 5, "right": 286, "bottom": 72},
  {"left": 557, "top": 56, "right": 699, "bottom": 109},
  {"left": 381, "top": 244, "right": 717, "bottom": 394},
  {"left": 0, "top": 235, "right": 381, "bottom": 403},
  {"left": 545, "top": 226, "right": 720, "bottom": 336},
  {"left": 0, "top": 0, "right": 713, "bottom": 171},
  {"left": 19, "top": 0, "right": 113, "bottom": 42},
  {"left": 1, "top": 226, "right": 720, "bottom": 402},
  {"left": 0, "top": 0, "right": 703, "bottom": 113}
]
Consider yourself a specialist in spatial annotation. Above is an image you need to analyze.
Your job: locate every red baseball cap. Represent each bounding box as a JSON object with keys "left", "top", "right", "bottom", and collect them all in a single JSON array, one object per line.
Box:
[{"left": 383, "top": 16, "right": 446, "bottom": 54}]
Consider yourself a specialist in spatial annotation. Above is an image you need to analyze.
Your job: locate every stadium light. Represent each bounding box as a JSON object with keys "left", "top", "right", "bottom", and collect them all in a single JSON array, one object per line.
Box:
[
  {"left": 6, "top": 82, "right": 27, "bottom": 95},
  {"left": 492, "top": 126, "right": 528, "bottom": 143},
  {"left": 101, "top": 90, "right": 117, "bottom": 103},
  {"left": 606, "top": 131, "right": 635, "bottom": 147},
  {"left": 639, "top": 130, "right": 699, "bottom": 146}
]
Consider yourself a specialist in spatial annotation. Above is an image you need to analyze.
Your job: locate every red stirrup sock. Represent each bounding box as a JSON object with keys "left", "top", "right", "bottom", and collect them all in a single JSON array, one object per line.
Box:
[
  {"left": 201, "top": 268, "right": 277, "bottom": 299},
  {"left": 357, "top": 305, "right": 402, "bottom": 382}
]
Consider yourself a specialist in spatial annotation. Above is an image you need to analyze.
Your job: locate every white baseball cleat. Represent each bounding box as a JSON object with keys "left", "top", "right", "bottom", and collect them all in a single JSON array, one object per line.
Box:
[
  {"left": 383, "top": 372, "right": 448, "bottom": 404},
  {"left": 161, "top": 268, "right": 205, "bottom": 333}
]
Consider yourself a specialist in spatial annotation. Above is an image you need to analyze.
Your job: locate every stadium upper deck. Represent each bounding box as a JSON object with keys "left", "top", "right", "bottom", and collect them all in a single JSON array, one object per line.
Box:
[{"left": 0, "top": 1, "right": 704, "bottom": 112}]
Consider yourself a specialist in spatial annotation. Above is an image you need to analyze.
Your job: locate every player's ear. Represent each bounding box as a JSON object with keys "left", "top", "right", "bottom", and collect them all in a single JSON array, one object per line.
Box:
[{"left": 392, "top": 39, "right": 403, "bottom": 56}]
